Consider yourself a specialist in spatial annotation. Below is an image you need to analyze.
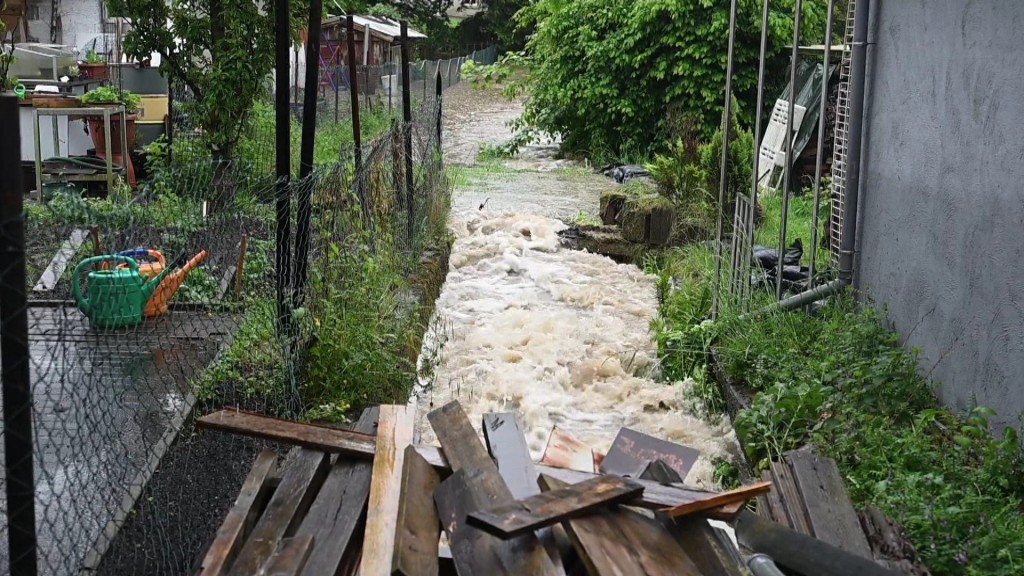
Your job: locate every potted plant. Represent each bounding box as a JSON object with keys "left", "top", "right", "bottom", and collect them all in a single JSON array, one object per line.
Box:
[
  {"left": 79, "top": 50, "right": 109, "bottom": 81},
  {"left": 79, "top": 86, "right": 143, "bottom": 188}
]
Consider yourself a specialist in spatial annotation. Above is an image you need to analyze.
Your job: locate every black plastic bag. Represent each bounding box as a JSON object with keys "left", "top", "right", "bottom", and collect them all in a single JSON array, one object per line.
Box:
[
  {"left": 600, "top": 164, "right": 651, "bottom": 184},
  {"left": 752, "top": 238, "right": 803, "bottom": 269}
]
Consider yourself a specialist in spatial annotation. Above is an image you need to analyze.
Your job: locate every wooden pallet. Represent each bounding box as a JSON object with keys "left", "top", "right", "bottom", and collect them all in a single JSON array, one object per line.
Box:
[{"left": 195, "top": 402, "right": 771, "bottom": 576}]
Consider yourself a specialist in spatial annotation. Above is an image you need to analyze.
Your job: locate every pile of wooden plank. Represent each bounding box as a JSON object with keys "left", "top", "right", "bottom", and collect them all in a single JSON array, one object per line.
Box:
[{"left": 194, "top": 400, "right": 903, "bottom": 576}]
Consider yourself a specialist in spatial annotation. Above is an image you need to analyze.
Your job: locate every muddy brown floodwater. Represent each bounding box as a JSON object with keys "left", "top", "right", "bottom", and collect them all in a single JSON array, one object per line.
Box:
[{"left": 415, "top": 85, "right": 740, "bottom": 487}]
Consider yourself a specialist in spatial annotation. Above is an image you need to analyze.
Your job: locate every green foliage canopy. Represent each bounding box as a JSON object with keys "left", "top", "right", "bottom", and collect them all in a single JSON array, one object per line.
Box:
[
  {"left": 518, "top": 0, "right": 829, "bottom": 158},
  {"left": 107, "top": 0, "right": 307, "bottom": 161}
]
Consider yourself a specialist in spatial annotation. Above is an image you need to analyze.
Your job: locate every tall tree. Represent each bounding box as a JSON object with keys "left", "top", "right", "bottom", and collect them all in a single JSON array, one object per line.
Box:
[{"left": 107, "top": 0, "right": 307, "bottom": 203}]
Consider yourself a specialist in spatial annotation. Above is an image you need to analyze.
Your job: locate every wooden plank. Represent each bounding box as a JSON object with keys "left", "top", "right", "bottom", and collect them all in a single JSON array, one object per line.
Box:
[
  {"left": 360, "top": 404, "right": 417, "bottom": 576},
  {"left": 760, "top": 468, "right": 789, "bottom": 527},
  {"left": 228, "top": 449, "right": 330, "bottom": 576},
  {"left": 468, "top": 475, "right": 643, "bottom": 538},
  {"left": 435, "top": 469, "right": 507, "bottom": 576},
  {"left": 787, "top": 451, "right": 872, "bottom": 558},
  {"left": 197, "top": 409, "right": 731, "bottom": 515},
  {"left": 198, "top": 410, "right": 380, "bottom": 460},
  {"left": 667, "top": 517, "right": 746, "bottom": 576},
  {"left": 392, "top": 446, "right": 442, "bottom": 576},
  {"left": 428, "top": 401, "right": 565, "bottom": 576},
  {"left": 482, "top": 413, "right": 537, "bottom": 500},
  {"left": 199, "top": 450, "right": 278, "bottom": 576},
  {"left": 660, "top": 481, "right": 772, "bottom": 520},
  {"left": 296, "top": 408, "right": 379, "bottom": 576},
  {"left": 540, "top": 427, "right": 596, "bottom": 472},
  {"left": 33, "top": 228, "right": 87, "bottom": 292},
  {"left": 641, "top": 460, "right": 745, "bottom": 576},
  {"left": 261, "top": 536, "right": 314, "bottom": 576},
  {"left": 600, "top": 428, "right": 699, "bottom": 480},
  {"left": 770, "top": 459, "right": 813, "bottom": 536},
  {"left": 540, "top": 475, "right": 701, "bottom": 576}
]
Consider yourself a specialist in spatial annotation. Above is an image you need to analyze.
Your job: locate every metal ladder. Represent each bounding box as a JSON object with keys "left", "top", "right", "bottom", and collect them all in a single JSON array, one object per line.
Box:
[{"left": 829, "top": 0, "right": 857, "bottom": 267}]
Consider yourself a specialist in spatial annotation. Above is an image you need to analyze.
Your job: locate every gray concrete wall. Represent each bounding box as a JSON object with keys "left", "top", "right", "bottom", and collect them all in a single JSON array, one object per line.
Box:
[{"left": 856, "top": 0, "right": 1024, "bottom": 430}]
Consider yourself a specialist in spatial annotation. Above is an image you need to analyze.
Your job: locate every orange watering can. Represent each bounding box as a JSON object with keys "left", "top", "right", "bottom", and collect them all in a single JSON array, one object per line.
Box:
[{"left": 145, "top": 250, "right": 208, "bottom": 317}]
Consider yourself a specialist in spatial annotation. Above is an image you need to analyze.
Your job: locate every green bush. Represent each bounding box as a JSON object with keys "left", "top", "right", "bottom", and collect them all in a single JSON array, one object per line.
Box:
[
  {"left": 519, "top": 0, "right": 829, "bottom": 159},
  {"left": 302, "top": 231, "right": 420, "bottom": 416},
  {"left": 652, "top": 243, "right": 1024, "bottom": 575}
]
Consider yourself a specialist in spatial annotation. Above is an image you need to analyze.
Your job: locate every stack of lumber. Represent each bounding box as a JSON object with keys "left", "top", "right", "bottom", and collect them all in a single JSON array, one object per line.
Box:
[{"left": 194, "top": 400, "right": 770, "bottom": 576}]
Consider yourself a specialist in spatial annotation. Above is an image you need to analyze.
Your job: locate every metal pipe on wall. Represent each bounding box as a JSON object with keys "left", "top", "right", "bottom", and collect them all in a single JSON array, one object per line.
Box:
[
  {"left": 807, "top": 0, "right": 836, "bottom": 290},
  {"left": 711, "top": 0, "right": 740, "bottom": 320},
  {"left": 768, "top": 0, "right": 872, "bottom": 312}
]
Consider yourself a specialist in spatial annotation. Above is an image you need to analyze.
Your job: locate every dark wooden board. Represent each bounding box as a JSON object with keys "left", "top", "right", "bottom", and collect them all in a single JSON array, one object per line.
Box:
[
  {"left": 787, "top": 451, "right": 872, "bottom": 558},
  {"left": 361, "top": 404, "right": 417, "bottom": 576},
  {"left": 261, "top": 536, "right": 314, "bottom": 576},
  {"left": 540, "top": 475, "right": 701, "bottom": 576},
  {"left": 199, "top": 450, "right": 278, "bottom": 576},
  {"left": 770, "top": 459, "right": 813, "bottom": 536},
  {"left": 228, "top": 449, "right": 330, "bottom": 576},
  {"left": 758, "top": 468, "right": 789, "bottom": 526},
  {"left": 660, "top": 481, "right": 771, "bottom": 519},
  {"left": 198, "top": 409, "right": 379, "bottom": 459},
  {"left": 468, "top": 475, "right": 644, "bottom": 538},
  {"left": 600, "top": 428, "right": 699, "bottom": 480},
  {"left": 198, "top": 409, "right": 731, "bottom": 515},
  {"left": 428, "top": 401, "right": 565, "bottom": 576},
  {"left": 296, "top": 408, "right": 378, "bottom": 576},
  {"left": 667, "top": 516, "right": 746, "bottom": 576},
  {"left": 392, "top": 446, "right": 442, "bottom": 576},
  {"left": 434, "top": 469, "right": 508, "bottom": 576}
]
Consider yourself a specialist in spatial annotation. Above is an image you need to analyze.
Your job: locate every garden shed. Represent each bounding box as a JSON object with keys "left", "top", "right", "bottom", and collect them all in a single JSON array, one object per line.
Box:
[{"left": 318, "top": 15, "right": 426, "bottom": 67}]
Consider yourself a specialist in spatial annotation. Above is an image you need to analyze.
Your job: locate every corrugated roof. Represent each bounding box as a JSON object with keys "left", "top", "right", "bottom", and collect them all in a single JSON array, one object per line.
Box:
[{"left": 322, "top": 15, "right": 427, "bottom": 42}]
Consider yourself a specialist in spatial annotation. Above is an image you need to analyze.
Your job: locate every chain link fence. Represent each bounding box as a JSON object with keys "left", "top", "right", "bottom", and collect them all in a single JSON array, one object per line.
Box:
[{"left": 1, "top": 42, "right": 490, "bottom": 576}]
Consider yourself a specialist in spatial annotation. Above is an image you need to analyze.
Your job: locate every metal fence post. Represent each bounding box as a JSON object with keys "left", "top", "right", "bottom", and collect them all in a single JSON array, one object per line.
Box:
[
  {"left": 401, "top": 21, "right": 415, "bottom": 244},
  {"left": 0, "top": 93, "right": 39, "bottom": 576},
  {"left": 347, "top": 16, "right": 363, "bottom": 172},
  {"left": 275, "top": 0, "right": 292, "bottom": 332},
  {"left": 712, "top": 0, "right": 740, "bottom": 319},
  {"left": 295, "top": 0, "right": 322, "bottom": 301},
  {"left": 436, "top": 68, "right": 443, "bottom": 150}
]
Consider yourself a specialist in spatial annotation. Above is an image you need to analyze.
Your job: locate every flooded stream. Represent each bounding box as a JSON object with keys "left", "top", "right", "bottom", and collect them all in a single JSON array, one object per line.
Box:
[{"left": 414, "top": 86, "right": 738, "bottom": 487}]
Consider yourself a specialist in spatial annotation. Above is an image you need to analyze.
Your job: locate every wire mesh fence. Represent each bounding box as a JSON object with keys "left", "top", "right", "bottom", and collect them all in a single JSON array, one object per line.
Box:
[
  {"left": 1, "top": 41, "right": 486, "bottom": 576},
  {"left": 715, "top": 0, "right": 854, "bottom": 313}
]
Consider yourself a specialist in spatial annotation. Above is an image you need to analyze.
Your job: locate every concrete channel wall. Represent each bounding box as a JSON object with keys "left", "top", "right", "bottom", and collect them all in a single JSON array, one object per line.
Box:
[{"left": 856, "top": 0, "right": 1024, "bottom": 430}]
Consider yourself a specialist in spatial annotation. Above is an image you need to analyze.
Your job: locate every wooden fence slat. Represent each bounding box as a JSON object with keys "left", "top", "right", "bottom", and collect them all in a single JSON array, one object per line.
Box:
[
  {"left": 540, "top": 475, "right": 700, "bottom": 576},
  {"left": 199, "top": 450, "right": 278, "bottom": 576},
  {"left": 787, "top": 451, "right": 872, "bottom": 558},
  {"left": 428, "top": 401, "right": 565, "bottom": 576},
  {"left": 360, "top": 404, "right": 416, "bottom": 576},
  {"left": 392, "top": 446, "right": 441, "bottom": 576},
  {"left": 262, "top": 536, "right": 315, "bottom": 576},
  {"left": 296, "top": 408, "right": 379, "bottom": 575},
  {"left": 540, "top": 428, "right": 596, "bottom": 473},
  {"left": 227, "top": 449, "right": 330, "bottom": 576},
  {"left": 468, "top": 475, "right": 643, "bottom": 538},
  {"left": 661, "top": 481, "right": 772, "bottom": 520}
]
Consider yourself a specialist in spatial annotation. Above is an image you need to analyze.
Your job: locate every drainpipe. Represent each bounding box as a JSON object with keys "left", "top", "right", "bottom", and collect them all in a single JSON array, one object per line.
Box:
[{"left": 770, "top": 0, "right": 871, "bottom": 312}]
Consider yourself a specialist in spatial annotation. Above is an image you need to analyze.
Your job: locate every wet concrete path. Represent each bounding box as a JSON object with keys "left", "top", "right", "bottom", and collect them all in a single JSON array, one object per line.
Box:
[{"left": 0, "top": 307, "right": 237, "bottom": 575}]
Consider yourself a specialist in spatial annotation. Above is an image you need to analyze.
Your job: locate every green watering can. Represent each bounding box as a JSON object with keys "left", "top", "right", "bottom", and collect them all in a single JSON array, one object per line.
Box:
[{"left": 73, "top": 255, "right": 174, "bottom": 329}]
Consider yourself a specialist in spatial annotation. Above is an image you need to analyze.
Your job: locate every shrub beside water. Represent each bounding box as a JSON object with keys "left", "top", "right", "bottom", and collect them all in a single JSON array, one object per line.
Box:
[{"left": 652, "top": 245, "right": 1024, "bottom": 575}]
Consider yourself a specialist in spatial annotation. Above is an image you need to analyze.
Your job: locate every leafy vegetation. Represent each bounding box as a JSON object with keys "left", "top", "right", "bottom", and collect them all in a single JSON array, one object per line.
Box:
[
  {"left": 107, "top": 0, "right": 308, "bottom": 206},
  {"left": 652, "top": 207, "right": 1024, "bottom": 576},
  {"left": 79, "top": 86, "right": 143, "bottom": 114},
  {"left": 515, "top": 0, "right": 831, "bottom": 159}
]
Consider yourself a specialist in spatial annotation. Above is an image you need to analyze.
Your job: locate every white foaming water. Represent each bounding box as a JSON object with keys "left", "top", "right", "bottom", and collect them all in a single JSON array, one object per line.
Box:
[{"left": 414, "top": 211, "right": 739, "bottom": 488}]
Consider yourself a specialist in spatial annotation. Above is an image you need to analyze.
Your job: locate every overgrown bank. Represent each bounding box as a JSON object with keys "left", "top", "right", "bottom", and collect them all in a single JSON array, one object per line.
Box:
[{"left": 651, "top": 199, "right": 1024, "bottom": 575}]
